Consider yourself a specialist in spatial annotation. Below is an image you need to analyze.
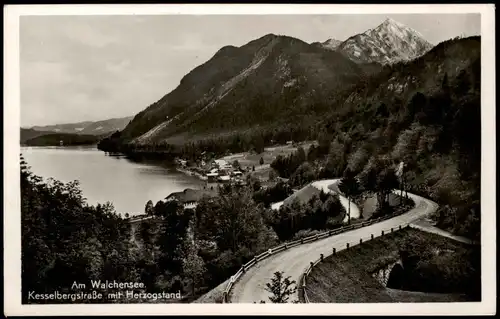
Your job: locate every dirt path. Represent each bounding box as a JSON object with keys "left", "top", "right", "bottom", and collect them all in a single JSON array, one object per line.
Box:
[
  {"left": 230, "top": 191, "right": 438, "bottom": 303},
  {"left": 410, "top": 218, "right": 476, "bottom": 245}
]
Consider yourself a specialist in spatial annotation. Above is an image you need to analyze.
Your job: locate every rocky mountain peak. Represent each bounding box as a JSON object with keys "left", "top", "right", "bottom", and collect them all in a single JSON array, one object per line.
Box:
[
  {"left": 337, "top": 18, "right": 434, "bottom": 64},
  {"left": 321, "top": 38, "right": 343, "bottom": 50}
]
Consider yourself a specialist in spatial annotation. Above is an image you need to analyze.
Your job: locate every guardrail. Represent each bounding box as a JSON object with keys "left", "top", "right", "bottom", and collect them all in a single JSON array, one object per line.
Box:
[
  {"left": 300, "top": 223, "right": 412, "bottom": 303},
  {"left": 221, "top": 202, "right": 414, "bottom": 303}
]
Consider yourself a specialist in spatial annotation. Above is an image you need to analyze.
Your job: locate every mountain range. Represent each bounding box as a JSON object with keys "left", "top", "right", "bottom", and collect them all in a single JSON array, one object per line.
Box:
[
  {"left": 26, "top": 116, "right": 133, "bottom": 136},
  {"left": 112, "top": 18, "right": 445, "bottom": 146}
]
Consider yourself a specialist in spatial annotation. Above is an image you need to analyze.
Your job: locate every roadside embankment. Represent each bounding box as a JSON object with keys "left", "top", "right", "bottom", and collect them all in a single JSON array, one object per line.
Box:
[{"left": 305, "top": 228, "right": 478, "bottom": 303}]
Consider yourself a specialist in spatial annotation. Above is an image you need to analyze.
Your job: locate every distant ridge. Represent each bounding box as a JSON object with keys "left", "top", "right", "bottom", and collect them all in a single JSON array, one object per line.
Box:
[{"left": 27, "top": 116, "right": 134, "bottom": 136}]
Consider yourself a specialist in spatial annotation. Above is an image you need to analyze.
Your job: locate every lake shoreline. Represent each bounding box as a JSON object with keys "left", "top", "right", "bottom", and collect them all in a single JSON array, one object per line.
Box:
[
  {"left": 21, "top": 146, "right": 205, "bottom": 216},
  {"left": 176, "top": 167, "right": 208, "bottom": 181}
]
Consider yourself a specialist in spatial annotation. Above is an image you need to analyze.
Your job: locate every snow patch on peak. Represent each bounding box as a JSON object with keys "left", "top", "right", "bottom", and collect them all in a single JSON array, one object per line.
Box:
[
  {"left": 376, "top": 18, "right": 429, "bottom": 42},
  {"left": 382, "top": 17, "right": 405, "bottom": 27}
]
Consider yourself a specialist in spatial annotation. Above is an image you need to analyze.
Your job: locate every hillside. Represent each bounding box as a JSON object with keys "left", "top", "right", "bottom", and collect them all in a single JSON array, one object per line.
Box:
[
  {"left": 28, "top": 116, "right": 133, "bottom": 135},
  {"left": 316, "top": 36, "right": 481, "bottom": 239},
  {"left": 117, "top": 34, "right": 378, "bottom": 145},
  {"left": 253, "top": 36, "right": 479, "bottom": 240},
  {"left": 306, "top": 228, "right": 479, "bottom": 302},
  {"left": 22, "top": 131, "right": 106, "bottom": 146},
  {"left": 20, "top": 128, "right": 55, "bottom": 144}
]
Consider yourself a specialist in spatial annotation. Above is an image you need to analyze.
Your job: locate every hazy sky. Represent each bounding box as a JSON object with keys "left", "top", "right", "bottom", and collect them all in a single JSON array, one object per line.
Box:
[{"left": 20, "top": 14, "right": 480, "bottom": 127}]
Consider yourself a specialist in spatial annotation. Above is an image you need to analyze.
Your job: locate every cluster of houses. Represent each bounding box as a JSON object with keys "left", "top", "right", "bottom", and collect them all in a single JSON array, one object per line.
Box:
[
  {"left": 206, "top": 159, "right": 245, "bottom": 185},
  {"left": 176, "top": 156, "right": 248, "bottom": 186}
]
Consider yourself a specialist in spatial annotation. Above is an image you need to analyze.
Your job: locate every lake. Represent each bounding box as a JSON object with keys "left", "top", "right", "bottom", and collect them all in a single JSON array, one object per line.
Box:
[{"left": 21, "top": 146, "right": 205, "bottom": 217}]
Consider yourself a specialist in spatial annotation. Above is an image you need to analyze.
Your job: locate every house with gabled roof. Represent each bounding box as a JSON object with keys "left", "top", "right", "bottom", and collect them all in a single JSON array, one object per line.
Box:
[{"left": 165, "top": 188, "right": 217, "bottom": 209}]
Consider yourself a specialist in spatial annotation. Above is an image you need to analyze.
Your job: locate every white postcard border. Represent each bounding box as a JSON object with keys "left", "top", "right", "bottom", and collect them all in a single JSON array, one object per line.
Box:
[{"left": 3, "top": 3, "right": 496, "bottom": 316}]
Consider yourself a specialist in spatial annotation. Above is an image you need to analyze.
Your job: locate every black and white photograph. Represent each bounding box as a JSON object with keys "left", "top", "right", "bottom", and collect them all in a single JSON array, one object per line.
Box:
[{"left": 3, "top": 3, "right": 496, "bottom": 316}]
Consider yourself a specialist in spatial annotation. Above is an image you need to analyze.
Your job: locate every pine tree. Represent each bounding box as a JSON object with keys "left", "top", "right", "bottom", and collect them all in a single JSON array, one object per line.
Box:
[
  {"left": 182, "top": 239, "right": 206, "bottom": 297},
  {"left": 264, "top": 271, "right": 297, "bottom": 303},
  {"left": 145, "top": 200, "right": 155, "bottom": 216}
]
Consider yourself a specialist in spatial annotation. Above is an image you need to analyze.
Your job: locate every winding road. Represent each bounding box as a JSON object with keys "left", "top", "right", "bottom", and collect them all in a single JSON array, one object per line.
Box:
[{"left": 230, "top": 179, "right": 439, "bottom": 303}]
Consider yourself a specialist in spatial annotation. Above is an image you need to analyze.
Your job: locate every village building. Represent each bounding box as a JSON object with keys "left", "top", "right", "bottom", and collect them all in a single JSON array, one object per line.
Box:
[
  {"left": 165, "top": 188, "right": 216, "bottom": 209},
  {"left": 232, "top": 170, "right": 243, "bottom": 177},
  {"left": 217, "top": 175, "right": 231, "bottom": 183},
  {"left": 206, "top": 172, "right": 218, "bottom": 183},
  {"left": 234, "top": 178, "right": 247, "bottom": 187}
]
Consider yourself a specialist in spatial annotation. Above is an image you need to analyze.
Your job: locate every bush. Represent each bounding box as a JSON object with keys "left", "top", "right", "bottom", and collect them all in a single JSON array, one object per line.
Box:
[{"left": 291, "top": 229, "right": 323, "bottom": 241}]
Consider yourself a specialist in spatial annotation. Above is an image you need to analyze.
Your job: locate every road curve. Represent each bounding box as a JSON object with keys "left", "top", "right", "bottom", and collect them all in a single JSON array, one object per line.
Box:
[{"left": 229, "top": 190, "right": 438, "bottom": 303}]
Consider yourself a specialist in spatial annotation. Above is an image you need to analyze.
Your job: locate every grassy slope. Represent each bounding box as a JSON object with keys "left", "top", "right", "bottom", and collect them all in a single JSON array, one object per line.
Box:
[
  {"left": 306, "top": 228, "right": 472, "bottom": 303},
  {"left": 193, "top": 279, "right": 229, "bottom": 304},
  {"left": 282, "top": 184, "right": 323, "bottom": 207}
]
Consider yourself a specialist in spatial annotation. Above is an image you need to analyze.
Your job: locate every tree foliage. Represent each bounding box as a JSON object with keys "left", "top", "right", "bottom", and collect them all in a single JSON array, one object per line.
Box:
[
  {"left": 338, "top": 169, "right": 361, "bottom": 224},
  {"left": 145, "top": 200, "right": 155, "bottom": 215},
  {"left": 375, "top": 168, "right": 399, "bottom": 211},
  {"left": 268, "top": 193, "right": 345, "bottom": 241}
]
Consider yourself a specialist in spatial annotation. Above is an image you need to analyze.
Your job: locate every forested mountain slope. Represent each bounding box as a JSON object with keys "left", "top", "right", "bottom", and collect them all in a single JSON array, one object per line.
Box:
[
  {"left": 118, "top": 34, "right": 378, "bottom": 145},
  {"left": 311, "top": 36, "right": 481, "bottom": 239}
]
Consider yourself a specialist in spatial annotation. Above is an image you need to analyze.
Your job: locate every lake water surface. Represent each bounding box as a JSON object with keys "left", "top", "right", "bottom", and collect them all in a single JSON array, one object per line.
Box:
[{"left": 21, "top": 146, "right": 205, "bottom": 217}]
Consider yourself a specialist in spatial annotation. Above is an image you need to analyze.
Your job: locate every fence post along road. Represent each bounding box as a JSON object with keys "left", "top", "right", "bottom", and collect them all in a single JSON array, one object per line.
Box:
[{"left": 223, "top": 182, "right": 439, "bottom": 303}]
